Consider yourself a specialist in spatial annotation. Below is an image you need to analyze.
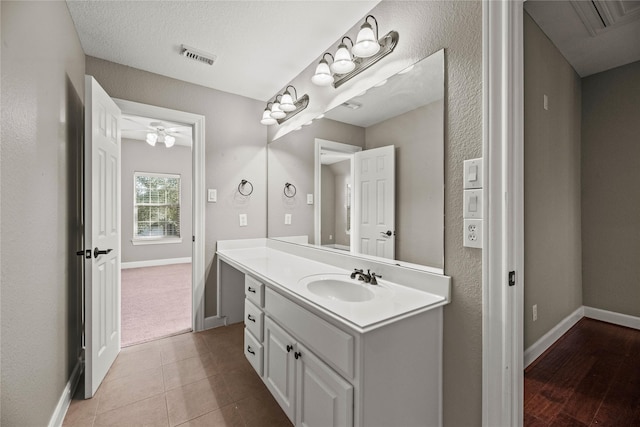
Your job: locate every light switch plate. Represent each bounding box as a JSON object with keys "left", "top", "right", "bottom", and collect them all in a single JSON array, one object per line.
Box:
[
  {"left": 208, "top": 189, "right": 217, "bottom": 202},
  {"left": 463, "top": 189, "right": 483, "bottom": 219},
  {"left": 239, "top": 214, "right": 247, "bottom": 227},
  {"left": 307, "top": 194, "right": 313, "bottom": 205},
  {"left": 284, "top": 214, "right": 292, "bottom": 225},
  {"left": 463, "top": 158, "right": 483, "bottom": 189},
  {"left": 464, "top": 219, "right": 483, "bottom": 249}
]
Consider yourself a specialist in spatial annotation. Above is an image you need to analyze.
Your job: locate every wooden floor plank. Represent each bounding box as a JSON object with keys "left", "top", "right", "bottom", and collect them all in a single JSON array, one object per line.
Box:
[{"left": 524, "top": 318, "right": 640, "bottom": 427}]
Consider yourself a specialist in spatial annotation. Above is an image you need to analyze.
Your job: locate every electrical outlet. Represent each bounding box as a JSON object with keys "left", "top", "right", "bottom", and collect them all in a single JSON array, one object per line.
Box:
[
  {"left": 239, "top": 214, "right": 247, "bottom": 227},
  {"left": 533, "top": 304, "right": 538, "bottom": 321},
  {"left": 464, "top": 219, "right": 482, "bottom": 248},
  {"left": 284, "top": 214, "right": 292, "bottom": 225}
]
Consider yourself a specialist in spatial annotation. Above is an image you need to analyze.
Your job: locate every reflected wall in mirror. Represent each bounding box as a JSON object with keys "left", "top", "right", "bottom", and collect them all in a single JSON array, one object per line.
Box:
[{"left": 267, "top": 49, "right": 444, "bottom": 271}]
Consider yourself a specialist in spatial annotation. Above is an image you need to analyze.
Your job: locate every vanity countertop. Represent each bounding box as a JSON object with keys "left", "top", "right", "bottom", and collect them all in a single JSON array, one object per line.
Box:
[{"left": 217, "top": 244, "right": 447, "bottom": 333}]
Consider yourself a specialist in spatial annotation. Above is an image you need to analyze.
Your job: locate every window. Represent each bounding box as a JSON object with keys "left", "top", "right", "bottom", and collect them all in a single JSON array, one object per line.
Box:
[{"left": 133, "top": 172, "right": 181, "bottom": 242}]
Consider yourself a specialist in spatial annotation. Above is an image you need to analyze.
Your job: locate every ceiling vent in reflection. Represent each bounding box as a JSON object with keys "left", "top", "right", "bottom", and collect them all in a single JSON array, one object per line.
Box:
[
  {"left": 180, "top": 44, "right": 216, "bottom": 66},
  {"left": 341, "top": 101, "right": 362, "bottom": 110}
]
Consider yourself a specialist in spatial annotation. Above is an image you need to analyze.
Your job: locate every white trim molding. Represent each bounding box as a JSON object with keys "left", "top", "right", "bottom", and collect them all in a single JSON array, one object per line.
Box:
[
  {"left": 121, "top": 257, "right": 192, "bottom": 269},
  {"left": 524, "top": 307, "right": 584, "bottom": 368},
  {"left": 482, "top": 1, "right": 525, "bottom": 426},
  {"left": 113, "top": 99, "right": 206, "bottom": 332},
  {"left": 584, "top": 306, "right": 640, "bottom": 330},
  {"left": 204, "top": 316, "right": 227, "bottom": 330},
  {"left": 48, "top": 361, "right": 82, "bottom": 427}
]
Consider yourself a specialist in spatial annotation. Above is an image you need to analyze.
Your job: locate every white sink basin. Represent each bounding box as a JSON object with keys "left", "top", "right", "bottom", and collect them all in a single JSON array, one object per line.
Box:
[{"left": 302, "top": 276, "right": 375, "bottom": 302}]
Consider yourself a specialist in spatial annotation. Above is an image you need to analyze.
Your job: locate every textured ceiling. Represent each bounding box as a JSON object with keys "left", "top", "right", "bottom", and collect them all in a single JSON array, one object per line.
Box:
[
  {"left": 525, "top": 0, "right": 640, "bottom": 77},
  {"left": 66, "top": 0, "right": 380, "bottom": 101}
]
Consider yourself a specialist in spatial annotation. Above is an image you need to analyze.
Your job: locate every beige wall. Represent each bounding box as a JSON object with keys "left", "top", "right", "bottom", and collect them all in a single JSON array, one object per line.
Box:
[
  {"left": 121, "top": 139, "right": 192, "bottom": 263},
  {"left": 523, "top": 12, "right": 583, "bottom": 349},
  {"left": 582, "top": 60, "right": 640, "bottom": 317},
  {"left": 366, "top": 100, "right": 444, "bottom": 268},
  {"left": 1, "top": 1, "right": 86, "bottom": 424},
  {"left": 86, "top": 57, "right": 266, "bottom": 317},
  {"left": 268, "top": 1, "right": 484, "bottom": 424},
  {"left": 267, "top": 118, "right": 365, "bottom": 243}
]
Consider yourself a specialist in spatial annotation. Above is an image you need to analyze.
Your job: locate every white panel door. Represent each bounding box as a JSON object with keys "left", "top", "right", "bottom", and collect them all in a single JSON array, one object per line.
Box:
[
  {"left": 84, "top": 76, "right": 121, "bottom": 398},
  {"left": 296, "top": 343, "right": 353, "bottom": 427},
  {"left": 264, "top": 317, "right": 296, "bottom": 422},
  {"left": 354, "top": 145, "right": 395, "bottom": 259}
]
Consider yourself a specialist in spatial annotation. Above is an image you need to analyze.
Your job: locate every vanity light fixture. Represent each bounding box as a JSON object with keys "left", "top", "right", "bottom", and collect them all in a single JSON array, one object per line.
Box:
[
  {"left": 261, "top": 102, "right": 277, "bottom": 125},
  {"left": 270, "top": 95, "right": 286, "bottom": 120},
  {"left": 311, "top": 14, "right": 398, "bottom": 89},
  {"left": 352, "top": 15, "right": 381, "bottom": 58},
  {"left": 311, "top": 53, "right": 335, "bottom": 87},
  {"left": 261, "top": 86, "right": 310, "bottom": 126},
  {"left": 331, "top": 37, "right": 356, "bottom": 74}
]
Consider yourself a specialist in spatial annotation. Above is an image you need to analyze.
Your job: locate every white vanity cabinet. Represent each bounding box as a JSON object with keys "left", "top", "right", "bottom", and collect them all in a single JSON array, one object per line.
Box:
[
  {"left": 263, "top": 316, "right": 353, "bottom": 427},
  {"left": 217, "top": 242, "right": 449, "bottom": 427},
  {"left": 239, "top": 273, "right": 442, "bottom": 427}
]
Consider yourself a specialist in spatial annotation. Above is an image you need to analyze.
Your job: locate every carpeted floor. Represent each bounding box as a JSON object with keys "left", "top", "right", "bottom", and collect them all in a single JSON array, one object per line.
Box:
[{"left": 121, "top": 263, "right": 192, "bottom": 347}]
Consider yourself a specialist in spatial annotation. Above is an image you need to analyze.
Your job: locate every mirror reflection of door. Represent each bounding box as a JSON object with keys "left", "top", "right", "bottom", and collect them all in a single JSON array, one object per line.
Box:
[
  {"left": 315, "top": 140, "right": 396, "bottom": 260},
  {"left": 353, "top": 145, "right": 395, "bottom": 259}
]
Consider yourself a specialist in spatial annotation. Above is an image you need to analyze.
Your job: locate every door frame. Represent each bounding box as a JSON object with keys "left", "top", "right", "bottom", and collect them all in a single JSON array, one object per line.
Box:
[
  {"left": 482, "top": 0, "right": 525, "bottom": 426},
  {"left": 313, "top": 139, "right": 362, "bottom": 247},
  {"left": 113, "top": 99, "right": 206, "bottom": 332}
]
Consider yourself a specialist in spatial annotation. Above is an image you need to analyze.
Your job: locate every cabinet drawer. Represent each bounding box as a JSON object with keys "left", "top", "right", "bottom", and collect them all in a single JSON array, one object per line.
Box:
[
  {"left": 244, "top": 329, "right": 263, "bottom": 376},
  {"left": 245, "top": 275, "right": 264, "bottom": 307},
  {"left": 265, "top": 288, "right": 354, "bottom": 379},
  {"left": 244, "top": 299, "right": 264, "bottom": 341}
]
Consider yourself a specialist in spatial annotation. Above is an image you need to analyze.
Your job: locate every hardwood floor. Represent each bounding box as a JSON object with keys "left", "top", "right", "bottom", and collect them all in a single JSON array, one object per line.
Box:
[{"left": 524, "top": 318, "right": 640, "bottom": 426}]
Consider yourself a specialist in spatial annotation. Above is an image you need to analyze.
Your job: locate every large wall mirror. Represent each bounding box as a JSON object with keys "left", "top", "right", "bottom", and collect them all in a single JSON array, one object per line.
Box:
[{"left": 267, "top": 49, "right": 444, "bottom": 272}]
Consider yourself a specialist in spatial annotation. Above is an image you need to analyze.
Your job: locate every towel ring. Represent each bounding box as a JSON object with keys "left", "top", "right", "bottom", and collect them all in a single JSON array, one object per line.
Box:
[
  {"left": 284, "top": 183, "right": 296, "bottom": 198},
  {"left": 238, "top": 179, "right": 253, "bottom": 196}
]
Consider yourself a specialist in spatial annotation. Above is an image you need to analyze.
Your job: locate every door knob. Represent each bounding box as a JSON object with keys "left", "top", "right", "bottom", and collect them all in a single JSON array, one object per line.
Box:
[
  {"left": 93, "top": 247, "right": 113, "bottom": 258},
  {"left": 380, "top": 230, "right": 394, "bottom": 237}
]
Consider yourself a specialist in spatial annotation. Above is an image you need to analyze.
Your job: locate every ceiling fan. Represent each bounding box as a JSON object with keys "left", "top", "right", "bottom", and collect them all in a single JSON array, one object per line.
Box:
[{"left": 122, "top": 118, "right": 191, "bottom": 148}]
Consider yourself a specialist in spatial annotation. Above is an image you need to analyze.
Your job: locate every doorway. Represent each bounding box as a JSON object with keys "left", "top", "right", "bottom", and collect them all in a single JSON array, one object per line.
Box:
[
  {"left": 114, "top": 99, "right": 206, "bottom": 336},
  {"left": 119, "top": 113, "right": 194, "bottom": 346}
]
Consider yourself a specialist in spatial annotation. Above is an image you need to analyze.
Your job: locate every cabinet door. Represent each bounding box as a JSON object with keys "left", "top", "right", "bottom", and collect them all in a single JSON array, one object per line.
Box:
[
  {"left": 296, "top": 343, "right": 353, "bottom": 427},
  {"left": 264, "top": 317, "right": 296, "bottom": 423}
]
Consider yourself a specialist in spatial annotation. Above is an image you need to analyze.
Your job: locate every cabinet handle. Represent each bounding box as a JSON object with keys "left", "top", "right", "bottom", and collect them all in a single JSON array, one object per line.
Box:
[
  {"left": 248, "top": 287, "right": 256, "bottom": 293},
  {"left": 286, "top": 345, "right": 293, "bottom": 353},
  {"left": 247, "top": 314, "right": 256, "bottom": 322},
  {"left": 247, "top": 346, "right": 255, "bottom": 355},
  {"left": 294, "top": 351, "right": 301, "bottom": 360}
]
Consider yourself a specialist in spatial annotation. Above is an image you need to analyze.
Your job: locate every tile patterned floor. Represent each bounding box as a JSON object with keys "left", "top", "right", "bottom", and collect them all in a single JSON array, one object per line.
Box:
[{"left": 63, "top": 323, "right": 293, "bottom": 427}]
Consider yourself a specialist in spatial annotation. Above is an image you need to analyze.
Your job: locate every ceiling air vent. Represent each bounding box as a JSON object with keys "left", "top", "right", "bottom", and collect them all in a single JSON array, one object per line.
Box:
[{"left": 180, "top": 45, "right": 216, "bottom": 66}]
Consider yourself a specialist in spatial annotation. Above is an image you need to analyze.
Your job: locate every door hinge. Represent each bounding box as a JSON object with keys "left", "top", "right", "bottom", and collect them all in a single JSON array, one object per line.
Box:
[
  {"left": 508, "top": 271, "right": 516, "bottom": 286},
  {"left": 192, "top": 236, "right": 195, "bottom": 242}
]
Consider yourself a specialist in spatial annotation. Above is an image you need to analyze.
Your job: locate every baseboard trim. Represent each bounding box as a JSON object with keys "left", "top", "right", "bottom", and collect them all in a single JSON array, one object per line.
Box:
[
  {"left": 204, "top": 316, "right": 227, "bottom": 330},
  {"left": 48, "top": 360, "right": 82, "bottom": 427},
  {"left": 584, "top": 306, "right": 640, "bottom": 330},
  {"left": 121, "top": 257, "right": 191, "bottom": 269},
  {"left": 524, "top": 306, "right": 584, "bottom": 368}
]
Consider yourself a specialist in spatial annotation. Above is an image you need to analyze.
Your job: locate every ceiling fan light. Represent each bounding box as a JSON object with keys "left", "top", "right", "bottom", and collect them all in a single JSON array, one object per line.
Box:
[
  {"left": 270, "top": 102, "right": 286, "bottom": 119},
  {"left": 146, "top": 132, "right": 158, "bottom": 146},
  {"left": 280, "top": 92, "right": 296, "bottom": 112},
  {"left": 352, "top": 22, "right": 380, "bottom": 58},
  {"left": 261, "top": 108, "right": 277, "bottom": 125},
  {"left": 311, "top": 59, "right": 334, "bottom": 86},
  {"left": 164, "top": 135, "right": 175, "bottom": 148},
  {"left": 330, "top": 44, "right": 355, "bottom": 74}
]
